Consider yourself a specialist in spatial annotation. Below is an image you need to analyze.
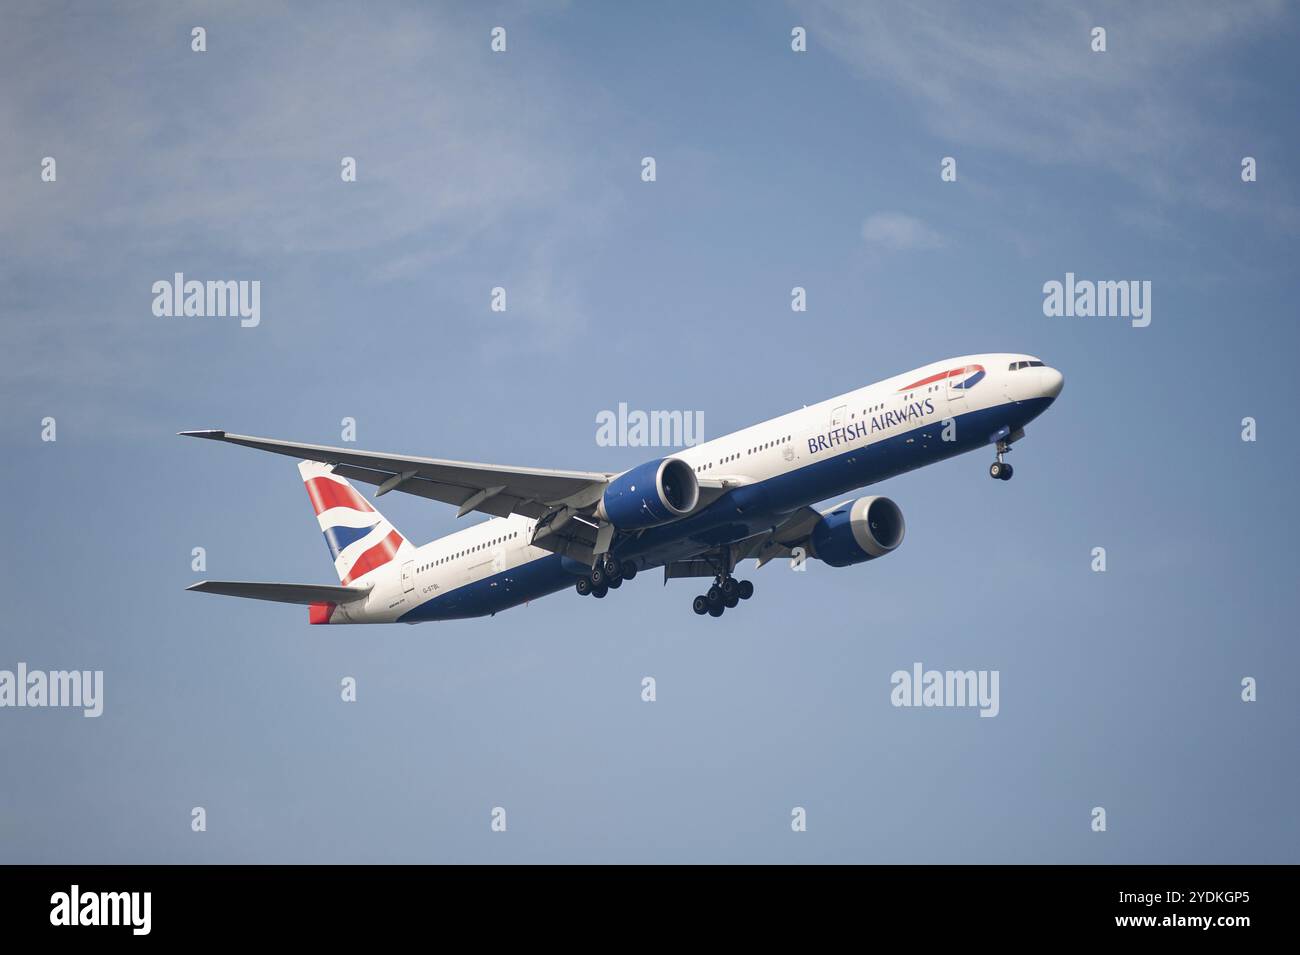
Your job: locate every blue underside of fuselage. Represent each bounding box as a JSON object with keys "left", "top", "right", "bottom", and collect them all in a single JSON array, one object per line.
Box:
[{"left": 397, "top": 396, "right": 1054, "bottom": 622}]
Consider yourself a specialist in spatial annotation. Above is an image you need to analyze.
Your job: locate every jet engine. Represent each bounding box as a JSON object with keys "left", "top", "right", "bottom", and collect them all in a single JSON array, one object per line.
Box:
[
  {"left": 596, "top": 457, "right": 699, "bottom": 530},
  {"left": 809, "top": 496, "right": 905, "bottom": 567}
]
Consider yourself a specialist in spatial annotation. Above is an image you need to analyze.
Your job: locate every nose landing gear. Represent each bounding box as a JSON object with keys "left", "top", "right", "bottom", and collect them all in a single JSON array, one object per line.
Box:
[{"left": 989, "top": 438, "right": 1014, "bottom": 481}]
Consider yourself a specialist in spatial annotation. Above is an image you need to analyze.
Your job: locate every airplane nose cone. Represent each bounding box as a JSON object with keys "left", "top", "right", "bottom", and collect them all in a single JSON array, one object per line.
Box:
[{"left": 1041, "top": 367, "right": 1064, "bottom": 399}]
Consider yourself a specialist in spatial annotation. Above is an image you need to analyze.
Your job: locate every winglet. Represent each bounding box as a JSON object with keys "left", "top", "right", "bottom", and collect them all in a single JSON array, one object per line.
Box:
[{"left": 178, "top": 430, "right": 227, "bottom": 439}]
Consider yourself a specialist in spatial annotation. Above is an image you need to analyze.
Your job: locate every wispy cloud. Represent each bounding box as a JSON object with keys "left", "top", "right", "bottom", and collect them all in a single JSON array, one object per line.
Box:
[
  {"left": 0, "top": 4, "right": 621, "bottom": 429},
  {"left": 0, "top": 5, "right": 612, "bottom": 276},
  {"left": 798, "top": 0, "right": 1295, "bottom": 226},
  {"left": 861, "top": 212, "right": 945, "bottom": 251}
]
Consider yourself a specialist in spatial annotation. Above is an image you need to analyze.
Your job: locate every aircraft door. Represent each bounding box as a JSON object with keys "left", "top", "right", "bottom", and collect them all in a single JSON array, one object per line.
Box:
[{"left": 946, "top": 366, "right": 971, "bottom": 414}]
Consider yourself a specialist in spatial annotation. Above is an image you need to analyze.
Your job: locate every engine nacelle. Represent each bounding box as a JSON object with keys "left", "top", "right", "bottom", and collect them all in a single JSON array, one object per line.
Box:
[
  {"left": 596, "top": 457, "right": 699, "bottom": 530},
  {"left": 809, "top": 496, "right": 906, "bottom": 567}
]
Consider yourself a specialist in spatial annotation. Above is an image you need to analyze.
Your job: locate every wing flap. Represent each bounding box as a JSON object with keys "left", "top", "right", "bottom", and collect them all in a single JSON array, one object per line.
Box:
[
  {"left": 736, "top": 506, "right": 825, "bottom": 568},
  {"left": 329, "top": 464, "right": 540, "bottom": 518},
  {"left": 187, "top": 581, "right": 371, "bottom": 605},
  {"left": 662, "top": 559, "right": 721, "bottom": 580}
]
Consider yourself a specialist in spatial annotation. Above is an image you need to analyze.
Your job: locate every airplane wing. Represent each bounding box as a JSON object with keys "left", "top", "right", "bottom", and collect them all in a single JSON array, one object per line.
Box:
[
  {"left": 661, "top": 505, "right": 825, "bottom": 582},
  {"left": 179, "top": 430, "right": 613, "bottom": 520},
  {"left": 187, "top": 581, "right": 371, "bottom": 605},
  {"left": 734, "top": 505, "right": 826, "bottom": 568},
  {"left": 693, "top": 473, "right": 751, "bottom": 509}
]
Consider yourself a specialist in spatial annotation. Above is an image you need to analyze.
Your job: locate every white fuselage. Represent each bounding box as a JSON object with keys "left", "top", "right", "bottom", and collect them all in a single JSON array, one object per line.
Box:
[{"left": 335, "top": 353, "right": 1062, "bottom": 623}]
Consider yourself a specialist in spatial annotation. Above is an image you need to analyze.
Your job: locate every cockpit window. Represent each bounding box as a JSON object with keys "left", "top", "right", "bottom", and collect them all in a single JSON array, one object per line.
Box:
[{"left": 1009, "top": 360, "right": 1046, "bottom": 370}]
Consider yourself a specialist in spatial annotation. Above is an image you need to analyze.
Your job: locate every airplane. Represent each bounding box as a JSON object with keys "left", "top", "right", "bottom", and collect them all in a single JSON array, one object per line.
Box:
[{"left": 183, "top": 353, "right": 1063, "bottom": 622}]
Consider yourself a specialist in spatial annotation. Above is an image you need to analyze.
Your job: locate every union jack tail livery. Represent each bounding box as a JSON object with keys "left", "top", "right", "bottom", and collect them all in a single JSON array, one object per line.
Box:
[{"left": 299, "top": 461, "right": 414, "bottom": 586}]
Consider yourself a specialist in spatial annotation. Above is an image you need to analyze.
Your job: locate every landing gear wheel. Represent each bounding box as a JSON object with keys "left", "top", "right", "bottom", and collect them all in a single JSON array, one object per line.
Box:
[
  {"left": 692, "top": 595, "right": 709, "bottom": 615},
  {"left": 591, "top": 583, "right": 608, "bottom": 599},
  {"left": 707, "top": 584, "right": 723, "bottom": 605},
  {"left": 724, "top": 594, "right": 739, "bottom": 609},
  {"left": 721, "top": 578, "right": 739, "bottom": 601},
  {"left": 607, "top": 575, "right": 622, "bottom": 589},
  {"left": 621, "top": 561, "right": 638, "bottom": 581},
  {"left": 990, "top": 438, "right": 1014, "bottom": 481},
  {"left": 575, "top": 577, "right": 592, "bottom": 597},
  {"left": 738, "top": 579, "right": 754, "bottom": 600},
  {"left": 590, "top": 566, "right": 607, "bottom": 588},
  {"left": 601, "top": 554, "right": 622, "bottom": 580},
  {"left": 708, "top": 604, "right": 724, "bottom": 618}
]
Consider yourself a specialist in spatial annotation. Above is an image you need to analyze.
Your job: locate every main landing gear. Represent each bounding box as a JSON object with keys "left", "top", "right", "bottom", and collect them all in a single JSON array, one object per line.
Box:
[
  {"left": 989, "top": 438, "right": 1014, "bottom": 481},
  {"left": 692, "top": 575, "right": 754, "bottom": 617},
  {"left": 575, "top": 554, "right": 638, "bottom": 600}
]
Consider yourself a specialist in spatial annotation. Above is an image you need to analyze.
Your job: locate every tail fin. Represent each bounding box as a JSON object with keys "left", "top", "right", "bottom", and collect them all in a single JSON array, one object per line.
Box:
[{"left": 298, "top": 461, "right": 414, "bottom": 585}]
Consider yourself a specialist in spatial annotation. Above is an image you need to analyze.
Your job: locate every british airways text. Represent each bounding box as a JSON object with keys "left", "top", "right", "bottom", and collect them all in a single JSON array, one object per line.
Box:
[{"left": 807, "top": 399, "right": 936, "bottom": 454}]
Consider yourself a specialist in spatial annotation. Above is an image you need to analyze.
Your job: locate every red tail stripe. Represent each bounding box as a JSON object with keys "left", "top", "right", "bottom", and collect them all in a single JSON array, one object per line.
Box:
[
  {"left": 308, "top": 602, "right": 335, "bottom": 625},
  {"left": 305, "top": 476, "right": 375, "bottom": 516},
  {"left": 341, "top": 529, "right": 404, "bottom": 585}
]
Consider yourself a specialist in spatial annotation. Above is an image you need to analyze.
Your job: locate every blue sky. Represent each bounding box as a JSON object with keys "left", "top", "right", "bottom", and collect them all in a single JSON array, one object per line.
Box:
[{"left": 2, "top": 1, "right": 1298, "bottom": 862}]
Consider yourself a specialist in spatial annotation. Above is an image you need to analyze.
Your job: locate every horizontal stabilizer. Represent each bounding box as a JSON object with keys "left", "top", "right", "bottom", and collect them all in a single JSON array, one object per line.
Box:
[{"left": 186, "top": 581, "right": 371, "bottom": 605}]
